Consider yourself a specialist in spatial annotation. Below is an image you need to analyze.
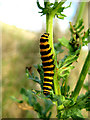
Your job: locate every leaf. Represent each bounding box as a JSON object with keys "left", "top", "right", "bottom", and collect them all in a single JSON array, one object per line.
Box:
[
  {"left": 71, "top": 108, "right": 84, "bottom": 119},
  {"left": 54, "top": 42, "right": 64, "bottom": 54},
  {"left": 44, "top": 99, "right": 53, "bottom": 115},
  {"left": 10, "top": 96, "right": 23, "bottom": 103},
  {"left": 47, "top": 111, "right": 52, "bottom": 119},
  {"left": 34, "top": 64, "right": 44, "bottom": 89},
  {"left": 26, "top": 66, "right": 41, "bottom": 85},
  {"left": 59, "top": 107, "right": 84, "bottom": 119},
  {"left": 58, "top": 37, "right": 73, "bottom": 51},
  {"left": 67, "top": 85, "right": 70, "bottom": 92},
  {"left": 63, "top": 54, "right": 77, "bottom": 64},
  {"left": 20, "top": 88, "right": 28, "bottom": 96},
  {"left": 57, "top": 15, "right": 65, "bottom": 19},
  {"left": 34, "top": 102, "right": 43, "bottom": 114},
  {"left": 75, "top": 19, "right": 83, "bottom": 30},
  {"left": 77, "top": 25, "right": 84, "bottom": 33},
  {"left": 32, "top": 89, "right": 41, "bottom": 94},
  {"left": 64, "top": 2, "right": 72, "bottom": 9},
  {"left": 37, "top": 0, "right": 44, "bottom": 10},
  {"left": 60, "top": 13, "right": 67, "bottom": 17}
]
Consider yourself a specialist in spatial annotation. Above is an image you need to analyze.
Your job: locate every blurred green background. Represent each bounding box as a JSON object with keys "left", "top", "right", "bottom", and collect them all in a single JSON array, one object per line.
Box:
[{"left": 1, "top": 1, "right": 89, "bottom": 118}]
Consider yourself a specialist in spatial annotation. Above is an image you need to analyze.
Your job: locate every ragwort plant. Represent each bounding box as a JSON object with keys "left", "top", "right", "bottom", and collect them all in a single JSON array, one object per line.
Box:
[{"left": 11, "top": 0, "right": 90, "bottom": 119}]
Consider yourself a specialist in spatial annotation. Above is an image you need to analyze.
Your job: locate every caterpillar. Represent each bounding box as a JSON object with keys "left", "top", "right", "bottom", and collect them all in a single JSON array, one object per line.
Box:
[{"left": 40, "top": 33, "right": 55, "bottom": 95}]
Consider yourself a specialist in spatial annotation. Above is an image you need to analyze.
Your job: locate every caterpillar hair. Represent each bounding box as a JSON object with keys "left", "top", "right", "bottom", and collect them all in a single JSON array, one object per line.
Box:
[{"left": 40, "top": 33, "right": 55, "bottom": 95}]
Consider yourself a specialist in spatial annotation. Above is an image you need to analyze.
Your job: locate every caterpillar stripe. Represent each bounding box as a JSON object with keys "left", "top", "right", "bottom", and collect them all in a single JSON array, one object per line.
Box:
[{"left": 40, "top": 33, "right": 54, "bottom": 95}]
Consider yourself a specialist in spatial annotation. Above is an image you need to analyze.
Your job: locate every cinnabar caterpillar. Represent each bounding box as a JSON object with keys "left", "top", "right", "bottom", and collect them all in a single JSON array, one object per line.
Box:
[{"left": 40, "top": 33, "right": 54, "bottom": 95}]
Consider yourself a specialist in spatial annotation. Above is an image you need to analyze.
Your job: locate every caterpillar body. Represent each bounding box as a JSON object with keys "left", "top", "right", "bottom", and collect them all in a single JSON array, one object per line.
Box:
[{"left": 40, "top": 33, "right": 55, "bottom": 95}]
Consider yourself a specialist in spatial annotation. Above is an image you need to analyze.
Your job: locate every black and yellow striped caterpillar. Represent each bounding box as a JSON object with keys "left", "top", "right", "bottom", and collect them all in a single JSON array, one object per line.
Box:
[{"left": 40, "top": 33, "right": 55, "bottom": 95}]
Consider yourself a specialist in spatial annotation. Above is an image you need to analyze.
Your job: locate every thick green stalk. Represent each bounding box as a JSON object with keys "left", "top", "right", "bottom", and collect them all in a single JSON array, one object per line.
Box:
[
  {"left": 46, "top": 10, "right": 61, "bottom": 118},
  {"left": 72, "top": 51, "right": 90, "bottom": 101},
  {"left": 46, "top": 13, "right": 61, "bottom": 96},
  {"left": 46, "top": 14, "right": 54, "bottom": 54}
]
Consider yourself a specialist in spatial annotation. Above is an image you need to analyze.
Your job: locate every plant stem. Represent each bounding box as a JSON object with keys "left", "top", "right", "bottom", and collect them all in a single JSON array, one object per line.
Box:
[
  {"left": 75, "top": 2, "right": 86, "bottom": 25},
  {"left": 72, "top": 51, "right": 90, "bottom": 101},
  {"left": 46, "top": 10, "right": 61, "bottom": 96},
  {"left": 46, "top": 13, "right": 54, "bottom": 55},
  {"left": 64, "top": 76, "right": 68, "bottom": 96}
]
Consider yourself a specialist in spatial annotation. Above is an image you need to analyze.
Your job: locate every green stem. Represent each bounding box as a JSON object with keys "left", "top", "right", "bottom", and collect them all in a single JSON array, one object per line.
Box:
[
  {"left": 46, "top": 12, "right": 61, "bottom": 96},
  {"left": 46, "top": 10, "right": 61, "bottom": 119},
  {"left": 72, "top": 51, "right": 90, "bottom": 101},
  {"left": 64, "top": 76, "right": 68, "bottom": 96},
  {"left": 75, "top": 2, "right": 86, "bottom": 25},
  {"left": 46, "top": 14, "right": 54, "bottom": 55}
]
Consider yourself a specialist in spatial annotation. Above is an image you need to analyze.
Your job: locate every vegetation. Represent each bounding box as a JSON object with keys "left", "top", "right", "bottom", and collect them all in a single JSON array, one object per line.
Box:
[{"left": 2, "top": 0, "right": 89, "bottom": 119}]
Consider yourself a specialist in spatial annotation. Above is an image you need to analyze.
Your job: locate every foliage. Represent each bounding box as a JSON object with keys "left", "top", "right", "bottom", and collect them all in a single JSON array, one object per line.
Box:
[{"left": 11, "top": 0, "right": 90, "bottom": 119}]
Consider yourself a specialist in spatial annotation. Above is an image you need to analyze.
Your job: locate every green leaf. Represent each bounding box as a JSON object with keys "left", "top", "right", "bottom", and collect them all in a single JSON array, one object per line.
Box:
[
  {"left": 34, "top": 64, "right": 44, "bottom": 89},
  {"left": 63, "top": 54, "right": 77, "bottom": 64},
  {"left": 37, "top": 0, "right": 44, "bottom": 10},
  {"left": 64, "top": 2, "right": 72, "bottom": 9},
  {"left": 77, "top": 25, "right": 84, "bottom": 33},
  {"left": 20, "top": 88, "right": 36, "bottom": 106},
  {"left": 26, "top": 67, "right": 41, "bottom": 85},
  {"left": 60, "top": 13, "right": 67, "bottom": 17},
  {"left": 20, "top": 88, "right": 28, "bottom": 96},
  {"left": 57, "top": 15, "right": 64, "bottom": 19},
  {"left": 10, "top": 96, "right": 23, "bottom": 103},
  {"left": 27, "top": 90, "right": 37, "bottom": 106},
  {"left": 54, "top": 42, "right": 64, "bottom": 54},
  {"left": 47, "top": 111, "right": 52, "bottom": 119},
  {"left": 58, "top": 37, "right": 72, "bottom": 51},
  {"left": 75, "top": 19, "right": 83, "bottom": 30},
  {"left": 71, "top": 108, "right": 84, "bottom": 119},
  {"left": 44, "top": 99, "right": 53, "bottom": 115},
  {"left": 34, "top": 102, "right": 43, "bottom": 114}
]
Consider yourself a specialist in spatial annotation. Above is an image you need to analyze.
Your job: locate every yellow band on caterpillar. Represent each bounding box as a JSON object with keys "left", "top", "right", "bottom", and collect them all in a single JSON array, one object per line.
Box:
[
  {"left": 44, "top": 71, "right": 54, "bottom": 74},
  {"left": 43, "top": 64, "right": 54, "bottom": 68},
  {"left": 44, "top": 76, "right": 53, "bottom": 80},
  {"left": 43, "top": 34, "right": 49, "bottom": 37},
  {"left": 41, "top": 37, "right": 48, "bottom": 39},
  {"left": 43, "top": 89, "right": 50, "bottom": 92},
  {"left": 40, "top": 41, "right": 48, "bottom": 45},
  {"left": 43, "top": 86, "right": 52, "bottom": 89},
  {"left": 44, "top": 81, "right": 52, "bottom": 84},
  {"left": 42, "top": 59, "right": 53, "bottom": 63},
  {"left": 41, "top": 53, "right": 52, "bottom": 58},
  {"left": 40, "top": 47, "right": 50, "bottom": 52}
]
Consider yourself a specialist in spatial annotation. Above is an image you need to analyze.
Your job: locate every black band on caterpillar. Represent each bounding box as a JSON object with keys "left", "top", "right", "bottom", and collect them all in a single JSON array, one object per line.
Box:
[
  {"left": 41, "top": 54, "right": 53, "bottom": 61},
  {"left": 40, "top": 44, "right": 49, "bottom": 49},
  {"left": 40, "top": 48, "right": 51, "bottom": 55},
  {"left": 40, "top": 33, "right": 54, "bottom": 95},
  {"left": 42, "top": 60, "right": 54, "bottom": 66},
  {"left": 44, "top": 73, "right": 54, "bottom": 77}
]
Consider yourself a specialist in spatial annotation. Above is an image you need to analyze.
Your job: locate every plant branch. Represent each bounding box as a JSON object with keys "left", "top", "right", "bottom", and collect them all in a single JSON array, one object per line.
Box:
[
  {"left": 72, "top": 51, "right": 90, "bottom": 101},
  {"left": 58, "top": 91, "right": 89, "bottom": 111},
  {"left": 51, "top": 0, "right": 67, "bottom": 16}
]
